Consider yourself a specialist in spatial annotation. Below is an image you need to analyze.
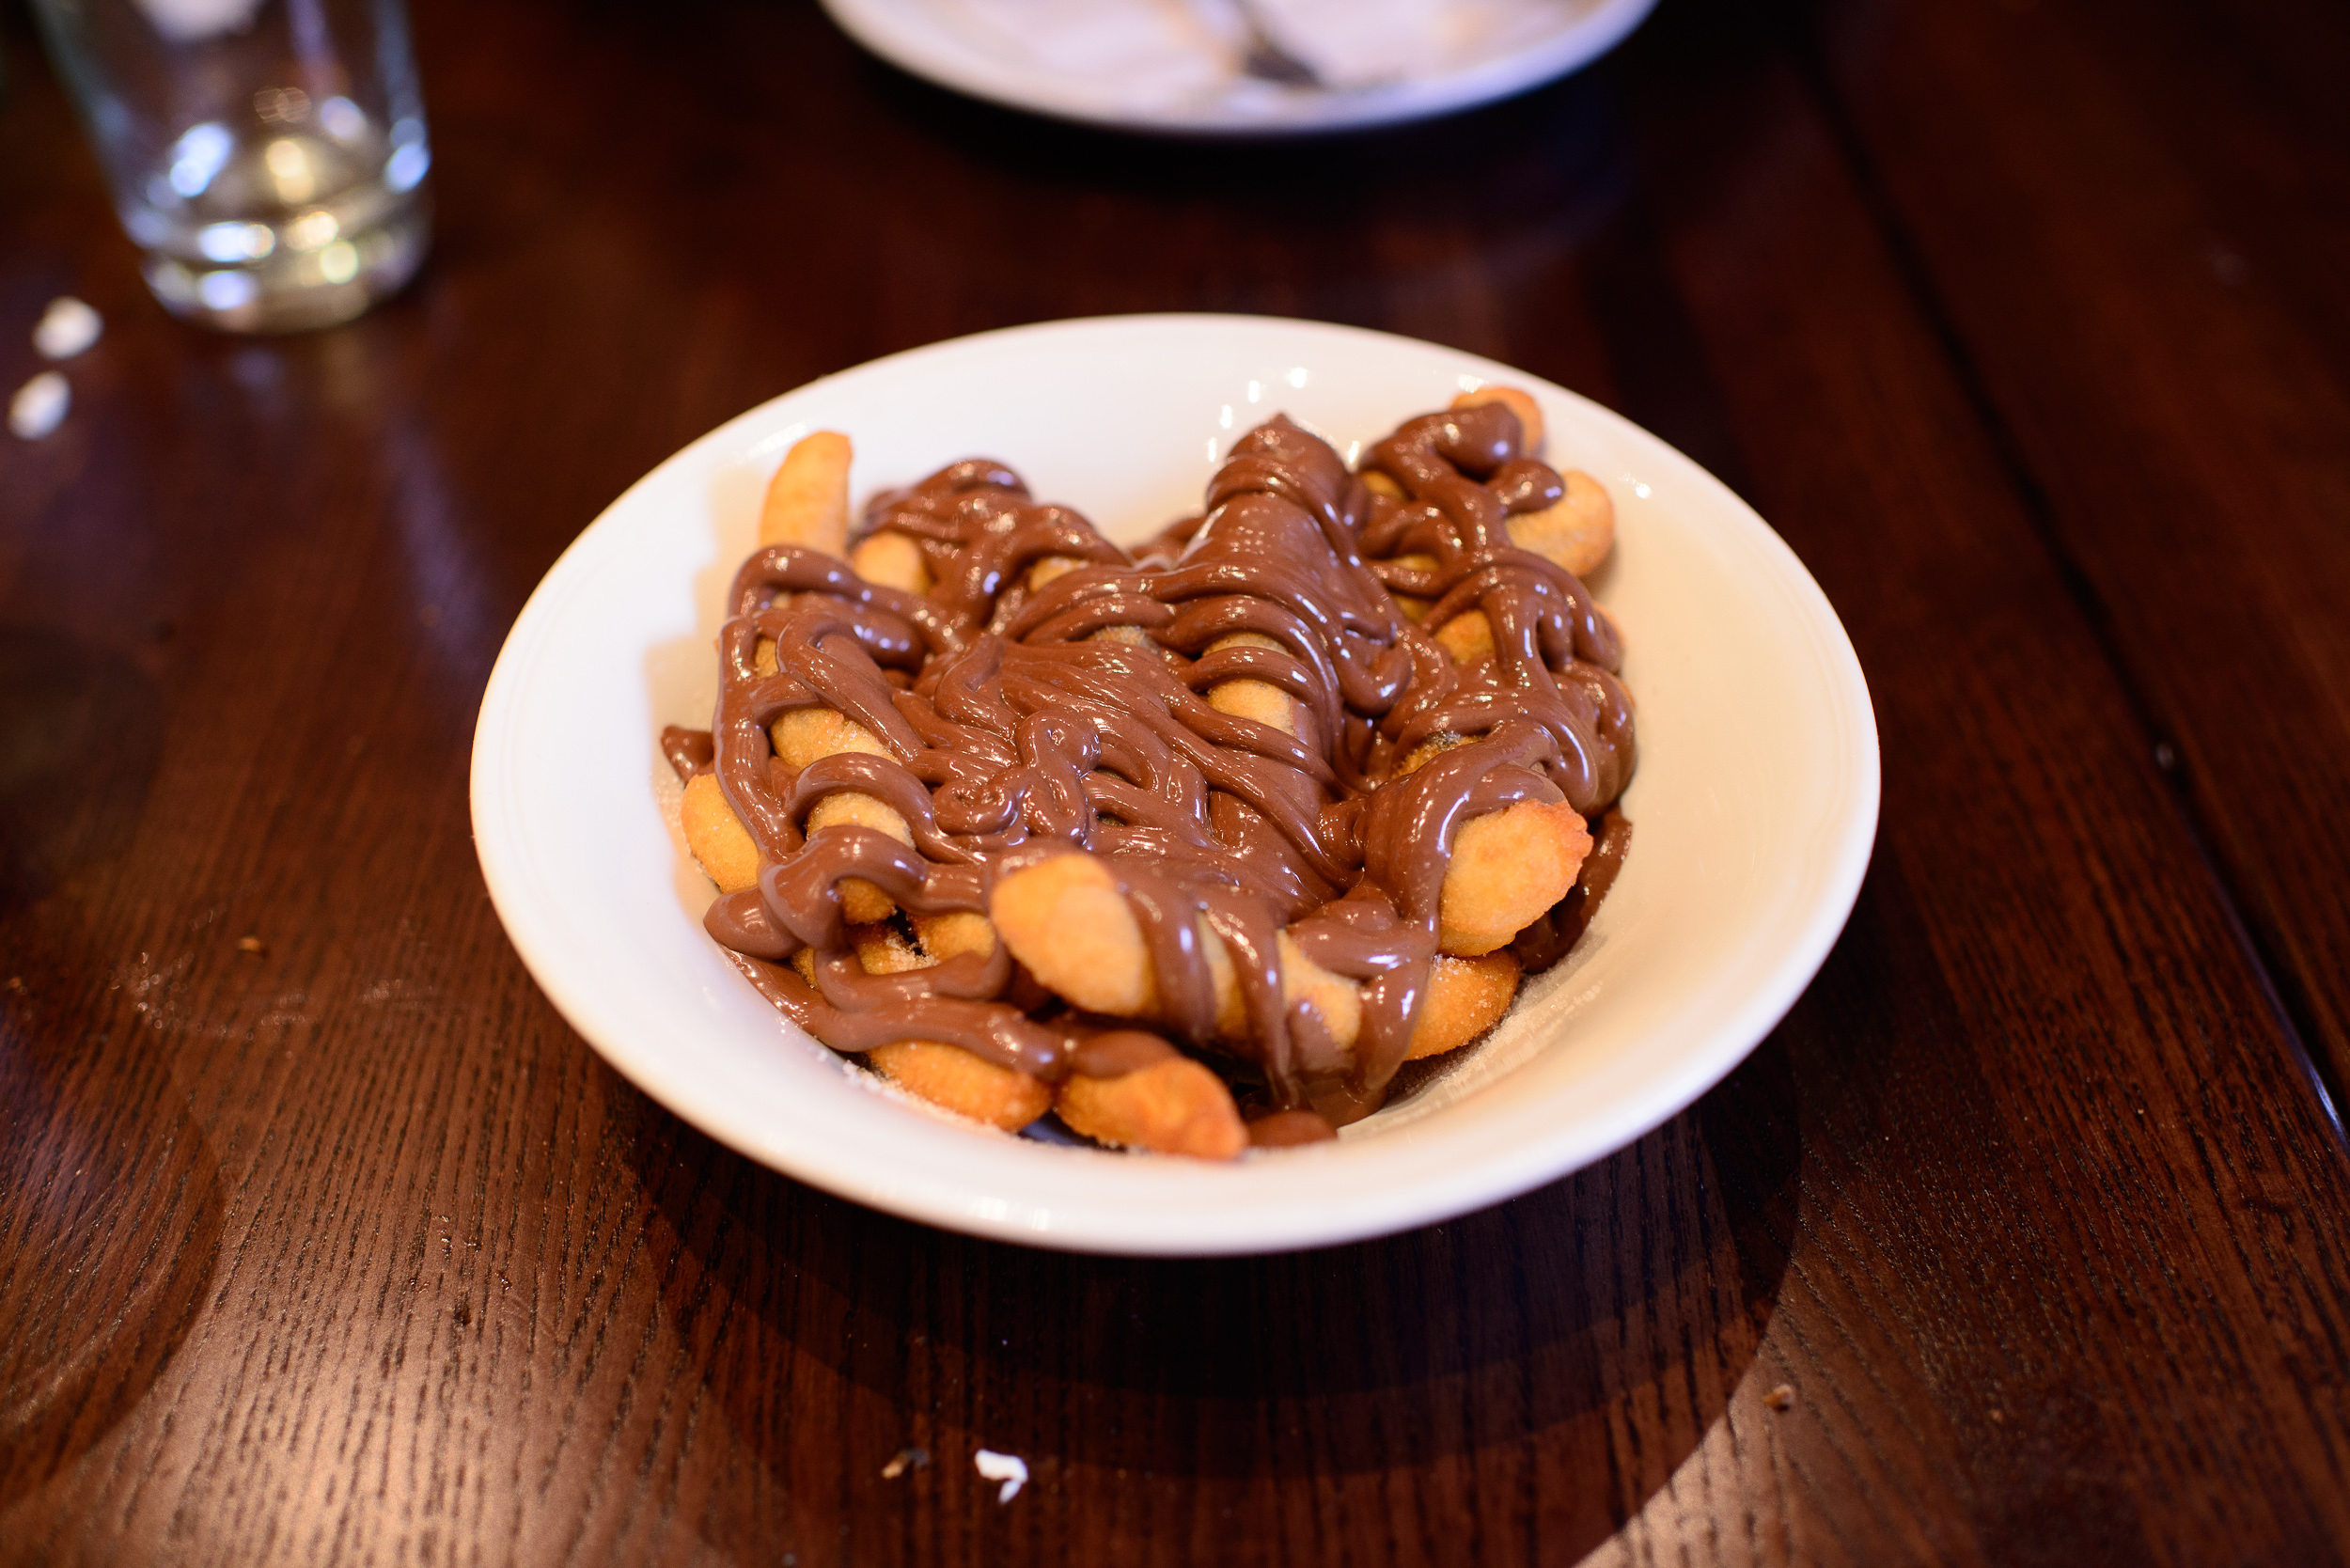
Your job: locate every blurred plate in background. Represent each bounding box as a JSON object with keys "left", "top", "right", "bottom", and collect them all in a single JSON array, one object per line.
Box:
[{"left": 820, "top": 0, "right": 1658, "bottom": 135}]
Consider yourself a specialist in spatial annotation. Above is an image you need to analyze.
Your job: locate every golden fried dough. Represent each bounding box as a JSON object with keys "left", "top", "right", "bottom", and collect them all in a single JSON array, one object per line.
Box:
[
  {"left": 1203, "top": 632, "right": 1300, "bottom": 737},
  {"left": 770, "top": 707, "right": 891, "bottom": 770},
  {"left": 770, "top": 707, "right": 907, "bottom": 923},
  {"left": 1438, "top": 800, "right": 1593, "bottom": 956},
  {"left": 991, "top": 854, "right": 1154, "bottom": 1016},
  {"left": 1434, "top": 609, "right": 1496, "bottom": 666},
  {"left": 1506, "top": 468, "right": 1614, "bottom": 578},
  {"left": 912, "top": 909, "right": 995, "bottom": 963},
  {"left": 838, "top": 922, "right": 1051, "bottom": 1130},
  {"left": 991, "top": 855, "right": 1252, "bottom": 1040},
  {"left": 1026, "top": 555, "right": 1085, "bottom": 589},
  {"left": 1057, "top": 1057, "right": 1246, "bottom": 1160},
  {"left": 848, "top": 530, "right": 932, "bottom": 594},
  {"left": 1279, "top": 930, "right": 1361, "bottom": 1051},
  {"left": 759, "top": 430, "right": 853, "bottom": 555},
  {"left": 1404, "top": 952, "right": 1522, "bottom": 1059},
  {"left": 848, "top": 920, "right": 928, "bottom": 975},
  {"left": 682, "top": 773, "right": 760, "bottom": 894},
  {"left": 869, "top": 1042, "right": 1051, "bottom": 1131},
  {"left": 1386, "top": 550, "right": 1440, "bottom": 622},
  {"left": 1398, "top": 731, "right": 1466, "bottom": 778},
  {"left": 805, "top": 790, "right": 916, "bottom": 924}
]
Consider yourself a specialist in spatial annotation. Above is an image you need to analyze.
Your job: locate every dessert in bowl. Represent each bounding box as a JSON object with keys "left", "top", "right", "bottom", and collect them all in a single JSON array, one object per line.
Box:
[{"left": 470, "top": 315, "right": 1876, "bottom": 1254}]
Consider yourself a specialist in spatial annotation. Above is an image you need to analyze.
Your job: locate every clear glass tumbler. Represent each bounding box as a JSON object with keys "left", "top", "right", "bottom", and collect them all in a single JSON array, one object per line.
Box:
[{"left": 30, "top": 0, "right": 431, "bottom": 332}]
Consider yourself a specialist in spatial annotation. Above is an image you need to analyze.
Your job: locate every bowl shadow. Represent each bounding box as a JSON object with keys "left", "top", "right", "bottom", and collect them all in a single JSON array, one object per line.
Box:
[{"left": 628, "top": 1031, "right": 1799, "bottom": 1558}]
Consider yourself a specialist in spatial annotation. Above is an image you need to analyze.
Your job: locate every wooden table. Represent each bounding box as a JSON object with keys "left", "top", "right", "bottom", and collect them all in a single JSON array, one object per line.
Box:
[{"left": 6, "top": 0, "right": 2348, "bottom": 1561}]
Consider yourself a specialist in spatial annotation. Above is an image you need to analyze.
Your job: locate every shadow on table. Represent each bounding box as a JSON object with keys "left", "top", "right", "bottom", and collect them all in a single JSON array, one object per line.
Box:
[
  {"left": 0, "top": 626, "right": 164, "bottom": 919},
  {"left": 634, "top": 1026, "right": 1798, "bottom": 1558},
  {"left": 0, "top": 625, "right": 224, "bottom": 1512},
  {"left": 0, "top": 999, "right": 226, "bottom": 1513}
]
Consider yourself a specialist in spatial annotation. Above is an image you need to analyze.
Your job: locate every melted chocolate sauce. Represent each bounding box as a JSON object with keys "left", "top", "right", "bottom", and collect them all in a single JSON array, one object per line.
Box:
[
  {"left": 661, "top": 725, "right": 714, "bottom": 778},
  {"left": 1246, "top": 1110, "right": 1340, "bottom": 1148},
  {"left": 674, "top": 404, "right": 1637, "bottom": 1130}
]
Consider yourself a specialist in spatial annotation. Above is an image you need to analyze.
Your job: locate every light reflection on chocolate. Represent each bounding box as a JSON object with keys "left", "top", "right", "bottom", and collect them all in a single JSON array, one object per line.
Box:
[{"left": 670, "top": 403, "right": 1634, "bottom": 1137}]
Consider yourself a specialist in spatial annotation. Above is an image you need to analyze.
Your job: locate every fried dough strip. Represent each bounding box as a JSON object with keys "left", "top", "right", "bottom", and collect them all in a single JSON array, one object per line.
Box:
[
  {"left": 682, "top": 772, "right": 761, "bottom": 894},
  {"left": 849, "top": 531, "right": 932, "bottom": 594},
  {"left": 1441, "top": 387, "right": 1617, "bottom": 579},
  {"left": 1437, "top": 800, "right": 1593, "bottom": 956},
  {"left": 760, "top": 431, "right": 853, "bottom": 554},
  {"left": 870, "top": 1043, "right": 1051, "bottom": 1129},
  {"left": 1507, "top": 469, "right": 1613, "bottom": 580},
  {"left": 1434, "top": 612, "right": 1496, "bottom": 666},
  {"left": 1405, "top": 953, "right": 1523, "bottom": 1060},
  {"left": 700, "top": 698, "right": 919, "bottom": 924},
  {"left": 767, "top": 703, "right": 920, "bottom": 925},
  {"left": 986, "top": 855, "right": 1243, "bottom": 1033},
  {"left": 837, "top": 916, "right": 1238, "bottom": 1148},
  {"left": 750, "top": 432, "right": 925, "bottom": 924},
  {"left": 1026, "top": 556, "right": 1086, "bottom": 590},
  {"left": 1201, "top": 632, "right": 1304, "bottom": 738},
  {"left": 1272, "top": 940, "right": 1522, "bottom": 1061},
  {"left": 821, "top": 919, "right": 1049, "bottom": 1131},
  {"left": 1057, "top": 1058, "right": 1246, "bottom": 1160},
  {"left": 991, "top": 847, "right": 1546, "bottom": 1056},
  {"left": 1363, "top": 392, "right": 1614, "bottom": 666}
]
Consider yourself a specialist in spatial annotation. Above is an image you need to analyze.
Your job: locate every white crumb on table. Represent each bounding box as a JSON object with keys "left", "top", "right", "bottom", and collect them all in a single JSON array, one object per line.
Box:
[
  {"left": 10, "top": 372, "right": 69, "bottom": 440},
  {"left": 973, "top": 1448, "right": 1027, "bottom": 1503},
  {"left": 34, "top": 297, "right": 102, "bottom": 360}
]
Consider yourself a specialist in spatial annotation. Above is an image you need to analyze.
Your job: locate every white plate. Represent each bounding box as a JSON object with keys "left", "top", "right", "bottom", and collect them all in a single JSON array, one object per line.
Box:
[
  {"left": 471, "top": 314, "right": 1877, "bottom": 1256},
  {"left": 820, "top": 0, "right": 1658, "bottom": 135}
]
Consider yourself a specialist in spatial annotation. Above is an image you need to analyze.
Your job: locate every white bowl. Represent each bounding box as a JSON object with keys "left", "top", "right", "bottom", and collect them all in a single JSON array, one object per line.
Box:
[{"left": 471, "top": 314, "right": 1877, "bottom": 1256}]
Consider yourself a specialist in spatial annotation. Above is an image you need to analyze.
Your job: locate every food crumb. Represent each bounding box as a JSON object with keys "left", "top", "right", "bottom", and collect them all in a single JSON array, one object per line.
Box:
[
  {"left": 10, "top": 371, "right": 69, "bottom": 440},
  {"left": 34, "top": 296, "right": 102, "bottom": 360},
  {"left": 1762, "top": 1384, "right": 1796, "bottom": 1412},
  {"left": 974, "top": 1448, "right": 1027, "bottom": 1503},
  {"left": 236, "top": 935, "right": 267, "bottom": 955},
  {"left": 1989, "top": 1408, "right": 2004, "bottom": 1422},
  {"left": 881, "top": 1446, "right": 929, "bottom": 1480}
]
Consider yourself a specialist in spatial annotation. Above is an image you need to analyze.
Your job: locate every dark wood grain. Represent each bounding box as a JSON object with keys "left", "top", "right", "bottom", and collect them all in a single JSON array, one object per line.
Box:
[
  {"left": 4, "top": 0, "right": 2349, "bottom": 1563},
  {"left": 1788, "top": 0, "right": 2350, "bottom": 1099}
]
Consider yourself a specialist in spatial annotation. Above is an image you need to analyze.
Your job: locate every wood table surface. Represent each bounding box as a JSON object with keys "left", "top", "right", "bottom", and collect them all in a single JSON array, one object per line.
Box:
[{"left": 5, "top": 0, "right": 2348, "bottom": 1561}]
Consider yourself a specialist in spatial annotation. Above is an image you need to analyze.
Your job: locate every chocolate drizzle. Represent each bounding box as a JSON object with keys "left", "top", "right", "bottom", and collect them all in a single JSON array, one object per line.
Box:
[{"left": 674, "top": 403, "right": 1636, "bottom": 1133}]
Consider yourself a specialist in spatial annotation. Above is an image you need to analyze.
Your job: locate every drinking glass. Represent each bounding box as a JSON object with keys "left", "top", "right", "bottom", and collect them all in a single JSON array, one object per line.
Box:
[{"left": 30, "top": 0, "right": 431, "bottom": 332}]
